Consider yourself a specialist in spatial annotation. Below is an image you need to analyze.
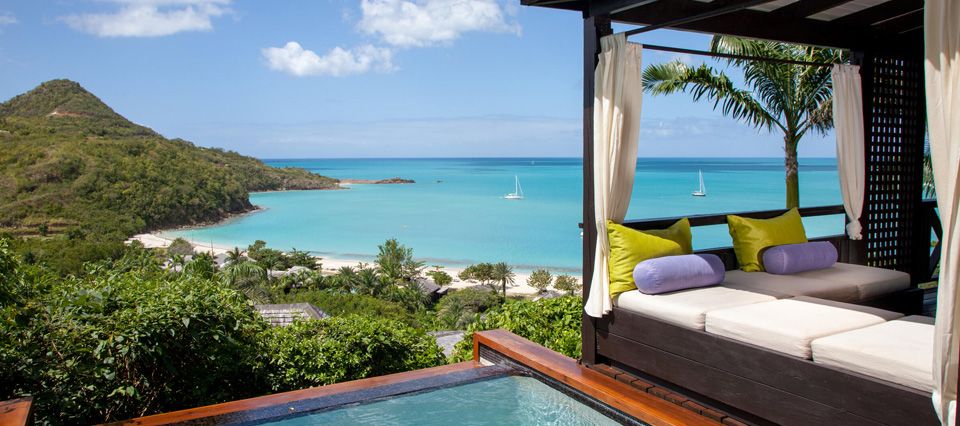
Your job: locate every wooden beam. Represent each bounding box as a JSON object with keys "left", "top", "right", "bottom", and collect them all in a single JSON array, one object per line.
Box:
[
  {"left": 588, "top": 0, "right": 660, "bottom": 17},
  {"left": 831, "top": 0, "right": 922, "bottom": 27},
  {"left": 580, "top": 14, "right": 611, "bottom": 366},
  {"left": 768, "top": 0, "right": 852, "bottom": 19},
  {"left": 623, "top": 0, "right": 774, "bottom": 36}
]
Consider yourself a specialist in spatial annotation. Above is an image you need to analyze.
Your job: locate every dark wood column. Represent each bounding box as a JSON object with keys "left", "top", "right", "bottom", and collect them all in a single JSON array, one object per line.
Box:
[{"left": 581, "top": 14, "right": 612, "bottom": 366}]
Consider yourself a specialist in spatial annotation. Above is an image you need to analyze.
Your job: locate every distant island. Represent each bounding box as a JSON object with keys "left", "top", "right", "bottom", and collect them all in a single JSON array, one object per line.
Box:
[
  {"left": 0, "top": 79, "right": 339, "bottom": 238},
  {"left": 339, "top": 177, "right": 415, "bottom": 185}
]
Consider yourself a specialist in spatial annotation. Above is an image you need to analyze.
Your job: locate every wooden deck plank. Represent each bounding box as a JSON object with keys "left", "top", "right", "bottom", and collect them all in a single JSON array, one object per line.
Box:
[
  {"left": 473, "top": 329, "right": 715, "bottom": 426},
  {"left": 0, "top": 397, "right": 33, "bottom": 426}
]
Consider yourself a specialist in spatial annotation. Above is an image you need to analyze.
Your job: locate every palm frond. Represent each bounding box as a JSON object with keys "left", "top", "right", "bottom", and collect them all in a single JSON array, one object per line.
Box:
[{"left": 642, "top": 60, "right": 780, "bottom": 132}]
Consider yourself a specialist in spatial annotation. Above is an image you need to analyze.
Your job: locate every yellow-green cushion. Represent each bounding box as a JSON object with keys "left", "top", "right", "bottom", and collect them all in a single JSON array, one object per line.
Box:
[
  {"left": 607, "top": 219, "right": 689, "bottom": 297},
  {"left": 727, "top": 208, "right": 808, "bottom": 272},
  {"left": 643, "top": 217, "right": 693, "bottom": 254}
]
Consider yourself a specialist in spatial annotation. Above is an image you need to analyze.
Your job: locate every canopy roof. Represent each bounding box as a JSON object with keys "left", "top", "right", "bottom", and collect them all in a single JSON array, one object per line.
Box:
[{"left": 522, "top": 0, "right": 922, "bottom": 53}]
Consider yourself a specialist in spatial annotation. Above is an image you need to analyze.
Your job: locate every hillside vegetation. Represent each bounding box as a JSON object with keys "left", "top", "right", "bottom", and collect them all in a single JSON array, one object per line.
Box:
[{"left": 0, "top": 79, "right": 338, "bottom": 239}]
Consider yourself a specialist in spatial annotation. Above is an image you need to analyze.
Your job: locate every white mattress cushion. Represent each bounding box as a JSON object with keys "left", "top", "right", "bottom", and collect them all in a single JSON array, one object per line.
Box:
[
  {"left": 811, "top": 316, "right": 935, "bottom": 392},
  {"left": 723, "top": 269, "right": 860, "bottom": 301},
  {"left": 794, "top": 262, "right": 911, "bottom": 300},
  {"left": 705, "top": 298, "right": 903, "bottom": 359},
  {"left": 614, "top": 287, "right": 776, "bottom": 330}
]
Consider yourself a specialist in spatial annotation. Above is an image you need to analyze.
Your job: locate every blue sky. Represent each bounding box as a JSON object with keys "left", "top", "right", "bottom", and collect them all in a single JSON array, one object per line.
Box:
[{"left": 0, "top": 1, "right": 835, "bottom": 159}]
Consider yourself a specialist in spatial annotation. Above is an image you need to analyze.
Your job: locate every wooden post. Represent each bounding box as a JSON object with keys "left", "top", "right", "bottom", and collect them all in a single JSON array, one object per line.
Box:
[{"left": 581, "top": 14, "right": 611, "bottom": 366}]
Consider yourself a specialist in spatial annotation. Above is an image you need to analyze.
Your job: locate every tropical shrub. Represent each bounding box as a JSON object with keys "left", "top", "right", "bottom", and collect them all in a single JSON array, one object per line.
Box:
[
  {"left": 527, "top": 269, "right": 552, "bottom": 293},
  {"left": 426, "top": 269, "right": 453, "bottom": 286},
  {"left": 0, "top": 259, "right": 267, "bottom": 425},
  {"left": 374, "top": 239, "right": 424, "bottom": 285},
  {"left": 165, "top": 237, "right": 194, "bottom": 256},
  {"left": 276, "top": 289, "right": 434, "bottom": 329},
  {"left": 554, "top": 274, "right": 582, "bottom": 295},
  {"left": 435, "top": 287, "right": 502, "bottom": 329},
  {"left": 451, "top": 296, "right": 582, "bottom": 361},
  {"left": 259, "top": 316, "right": 445, "bottom": 392}
]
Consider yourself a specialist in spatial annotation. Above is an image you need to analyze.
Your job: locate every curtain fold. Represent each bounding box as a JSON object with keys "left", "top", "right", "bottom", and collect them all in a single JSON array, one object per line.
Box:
[
  {"left": 585, "top": 34, "right": 643, "bottom": 318},
  {"left": 925, "top": 0, "right": 960, "bottom": 422},
  {"left": 831, "top": 64, "right": 865, "bottom": 240}
]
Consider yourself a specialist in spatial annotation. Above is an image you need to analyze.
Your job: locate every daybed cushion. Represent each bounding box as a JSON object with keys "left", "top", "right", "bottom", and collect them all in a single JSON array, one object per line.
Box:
[
  {"left": 811, "top": 315, "right": 935, "bottom": 392},
  {"left": 793, "top": 262, "right": 910, "bottom": 300},
  {"left": 705, "top": 297, "right": 903, "bottom": 358},
  {"left": 721, "top": 263, "right": 911, "bottom": 302},
  {"left": 633, "top": 254, "right": 725, "bottom": 295},
  {"left": 722, "top": 269, "right": 860, "bottom": 301},
  {"left": 615, "top": 286, "right": 776, "bottom": 330}
]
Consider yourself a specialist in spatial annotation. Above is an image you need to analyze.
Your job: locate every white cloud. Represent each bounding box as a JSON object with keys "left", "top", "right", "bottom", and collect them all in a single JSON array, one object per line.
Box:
[
  {"left": 0, "top": 12, "right": 17, "bottom": 26},
  {"left": 61, "top": 0, "right": 231, "bottom": 37},
  {"left": 358, "top": 0, "right": 520, "bottom": 47},
  {"left": 262, "top": 41, "right": 395, "bottom": 77}
]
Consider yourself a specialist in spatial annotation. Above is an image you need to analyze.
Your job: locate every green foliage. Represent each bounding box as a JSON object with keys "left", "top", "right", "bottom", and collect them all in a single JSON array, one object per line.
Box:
[
  {"left": 0, "top": 255, "right": 267, "bottom": 425},
  {"left": 183, "top": 252, "right": 216, "bottom": 279},
  {"left": 492, "top": 262, "right": 515, "bottom": 298},
  {"left": 375, "top": 238, "right": 424, "bottom": 285},
  {"left": 458, "top": 263, "right": 497, "bottom": 289},
  {"left": 220, "top": 260, "right": 271, "bottom": 303},
  {"left": 275, "top": 289, "right": 434, "bottom": 330},
  {"left": 287, "top": 248, "right": 318, "bottom": 269},
  {"left": 246, "top": 240, "right": 291, "bottom": 271},
  {"left": 554, "top": 274, "right": 581, "bottom": 296},
  {"left": 528, "top": 269, "right": 552, "bottom": 293},
  {"left": 435, "top": 287, "right": 502, "bottom": 329},
  {"left": 426, "top": 269, "right": 452, "bottom": 286},
  {"left": 452, "top": 296, "right": 583, "bottom": 361},
  {"left": 0, "top": 80, "right": 338, "bottom": 239},
  {"left": 12, "top": 235, "right": 128, "bottom": 276},
  {"left": 259, "top": 316, "right": 445, "bottom": 392},
  {"left": 166, "top": 237, "right": 194, "bottom": 256}
]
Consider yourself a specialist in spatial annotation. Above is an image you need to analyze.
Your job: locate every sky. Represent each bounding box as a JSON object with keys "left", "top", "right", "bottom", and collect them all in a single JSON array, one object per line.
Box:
[{"left": 0, "top": 0, "right": 835, "bottom": 159}]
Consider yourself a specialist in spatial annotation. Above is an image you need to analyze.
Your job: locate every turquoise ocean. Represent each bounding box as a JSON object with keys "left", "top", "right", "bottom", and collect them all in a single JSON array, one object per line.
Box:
[{"left": 166, "top": 158, "right": 843, "bottom": 272}]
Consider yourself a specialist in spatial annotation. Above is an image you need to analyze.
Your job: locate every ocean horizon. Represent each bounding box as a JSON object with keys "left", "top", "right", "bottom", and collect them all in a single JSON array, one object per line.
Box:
[{"left": 165, "top": 157, "right": 844, "bottom": 273}]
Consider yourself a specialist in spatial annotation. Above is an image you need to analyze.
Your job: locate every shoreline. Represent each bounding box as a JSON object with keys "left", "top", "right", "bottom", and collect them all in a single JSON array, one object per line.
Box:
[{"left": 127, "top": 233, "right": 576, "bottom": 297}]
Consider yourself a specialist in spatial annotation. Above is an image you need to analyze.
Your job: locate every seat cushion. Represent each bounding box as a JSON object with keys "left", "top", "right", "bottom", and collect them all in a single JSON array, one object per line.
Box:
[
  {"left": 723, "top": 269, "right": 860, "bottom": 302},
  {"left": 705, "top": 298, "right": 903, "bottom": 358},
  {"left": 615, "top": 287, "right": 776, "bottom": 330},
  {"left": 811, "top": 316, "right": 934, "bottom": 392},
  {"left": 794, "top": 262, "right": 910, "bottom": 300}
]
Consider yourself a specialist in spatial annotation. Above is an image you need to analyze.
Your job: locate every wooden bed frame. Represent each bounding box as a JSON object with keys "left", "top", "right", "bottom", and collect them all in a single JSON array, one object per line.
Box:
[{"left": 595, "top": 206, "right": 938, "bottom": 425}]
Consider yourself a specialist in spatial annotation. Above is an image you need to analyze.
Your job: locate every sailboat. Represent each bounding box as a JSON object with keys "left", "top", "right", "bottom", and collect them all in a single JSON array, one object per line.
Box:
[
  {"left": 692, "top": 170, "right": 707, "bottom": 197},
  {"left": 505, "top": 175, "right": 524, "bottom": 200}
]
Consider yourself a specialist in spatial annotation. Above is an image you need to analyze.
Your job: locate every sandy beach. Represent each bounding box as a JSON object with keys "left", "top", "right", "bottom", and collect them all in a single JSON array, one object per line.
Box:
[{"left": 127, "top": 233, "right": 571, "bottom": 297}]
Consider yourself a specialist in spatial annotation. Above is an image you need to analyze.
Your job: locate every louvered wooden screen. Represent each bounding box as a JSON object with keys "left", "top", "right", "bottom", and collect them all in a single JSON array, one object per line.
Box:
[{"left": 861, "top": 55, "right": 926, "bottom": 277}]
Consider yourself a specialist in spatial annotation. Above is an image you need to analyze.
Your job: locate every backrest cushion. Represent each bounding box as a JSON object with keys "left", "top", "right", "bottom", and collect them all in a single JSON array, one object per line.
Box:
[
  {"left": 607, "top": 220, "right": 688, "bottom": 297},
  {"left": 727, "top": 208, "right": 808, "bottom": 272}
]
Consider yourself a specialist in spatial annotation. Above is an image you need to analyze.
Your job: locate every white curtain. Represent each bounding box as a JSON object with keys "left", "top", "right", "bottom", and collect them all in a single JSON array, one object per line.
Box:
[
  {"left": 926, "top": 0, "right": 960, "bottom": 421},
  {"left": 832, "top": 64, "right": 865, "bottom": 240},
  {"left": 585, "top": 34, "right": 643, "bottom": 318}
]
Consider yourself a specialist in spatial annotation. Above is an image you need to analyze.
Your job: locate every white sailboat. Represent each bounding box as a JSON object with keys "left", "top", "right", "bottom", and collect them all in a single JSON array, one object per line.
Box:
[
  {"left": 692, "top": 170, "right": 707, "bottom": 197},
  {"left": 505, "top": 175, "right": 524, "bottom": 200}
]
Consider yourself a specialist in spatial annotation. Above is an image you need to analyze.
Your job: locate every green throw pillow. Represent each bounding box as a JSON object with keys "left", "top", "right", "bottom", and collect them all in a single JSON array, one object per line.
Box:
[
  {"left": 607, "top": 219, "right": 689, "bottom": 298},
  {"left": 643, "top": 217, "right": 693, "bottom": 254},
  {"left": 727, "top": 208, "right": 808, "bottom": 272}
]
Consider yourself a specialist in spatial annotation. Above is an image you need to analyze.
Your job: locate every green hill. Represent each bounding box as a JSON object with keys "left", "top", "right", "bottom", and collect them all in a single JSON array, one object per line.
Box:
[{"left": 0, "top": 79, "right": 338, "bottom": 239}]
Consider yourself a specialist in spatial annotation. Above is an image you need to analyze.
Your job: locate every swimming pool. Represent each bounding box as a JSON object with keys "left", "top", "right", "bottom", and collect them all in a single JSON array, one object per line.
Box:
[{"left": 262, "top": 376, "right": 619, "bottom": 426}]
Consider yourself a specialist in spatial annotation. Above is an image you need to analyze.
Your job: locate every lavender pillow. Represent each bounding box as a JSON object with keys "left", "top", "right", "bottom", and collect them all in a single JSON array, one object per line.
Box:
[
  {"left": 762, "top": 241, "right": 837, "bottom": 275},
  {"left": 633, "top": 254, "right": 725, "bottom": 295}
]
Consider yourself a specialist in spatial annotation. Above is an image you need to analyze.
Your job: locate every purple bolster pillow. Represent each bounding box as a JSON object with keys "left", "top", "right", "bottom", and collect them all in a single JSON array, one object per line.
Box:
[
  {"left": 633, "top": 254, "right": 725, "bottom": 295},
  {"left": 762, "top": 241, "right": 837, "bottom": 275}
]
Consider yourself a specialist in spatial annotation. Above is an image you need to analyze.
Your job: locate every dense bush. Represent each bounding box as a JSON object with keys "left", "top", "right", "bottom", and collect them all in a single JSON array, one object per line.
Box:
[
  {"left": 276, "top": 289, "right": 435, "bottom": 330},
  {"left": 435, "top": 287, "right": 502, "bottom": 329},
  {"left": 0, "top": 251, "right": 267, "bottom": 424},
  {"left": 259, "top": 316, "right": 445, "bottom": 392},
  {"left": 451, "top": 296, "right": 582, "bottom": 361}
]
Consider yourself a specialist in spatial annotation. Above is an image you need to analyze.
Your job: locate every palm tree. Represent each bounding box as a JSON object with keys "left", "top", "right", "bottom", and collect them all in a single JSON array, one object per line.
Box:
[
  {"left": 220, "top": 261, "right": 270, "bottom": 303},
  {"left": 491, "top": 262, "right": 515, "bottom": 299},
  {"left": 642, "top": 36, "right": 844, "bottom": 209},
  {"left": 226, "top": 247, "right": 245, "bottom": 264}
]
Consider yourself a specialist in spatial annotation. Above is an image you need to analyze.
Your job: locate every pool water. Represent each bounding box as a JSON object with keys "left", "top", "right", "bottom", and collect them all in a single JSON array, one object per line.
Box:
[{"left": 261, "top": 375, "right": 621, "bottom": 425}]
